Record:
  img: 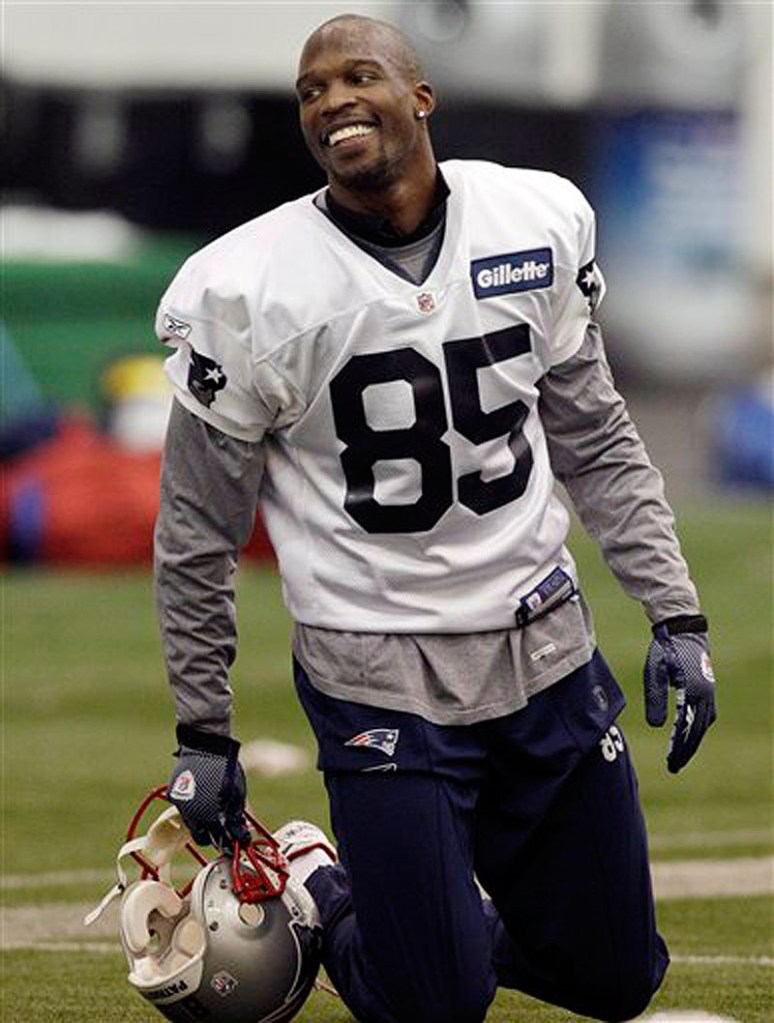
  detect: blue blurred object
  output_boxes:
[7,479,46,563]
[713,372,774,491]
[592,110,754,384]
[0,324,60,459]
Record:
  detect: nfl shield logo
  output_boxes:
[416,291,436,314]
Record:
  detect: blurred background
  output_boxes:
[2,11,772,1020]
[2,0,772,568]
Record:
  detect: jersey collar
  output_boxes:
[322,168,450,249]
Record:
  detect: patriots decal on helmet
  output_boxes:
[188,349,227,408]
[576,259,605,313]
[344,729,400,758]
[211,970,239,997]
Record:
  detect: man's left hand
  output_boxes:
[643,615,717,773]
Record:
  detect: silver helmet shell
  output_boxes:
[121,858,321,1023]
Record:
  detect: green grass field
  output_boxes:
[2,500,772,1022]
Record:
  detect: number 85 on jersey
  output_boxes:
[329,322,535,535]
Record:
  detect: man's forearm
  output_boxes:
[539,325,700,622]
[154,399,265,735]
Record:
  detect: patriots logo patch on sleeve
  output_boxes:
[576,259,605,313]
[188,349,227,408]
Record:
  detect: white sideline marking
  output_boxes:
[672,954,774,967]
[1,901,119,950]
[1,869,111,891]
[4,843,771,893]
[650,856,774,900]
[636,1013,740,1021]
[20,941,118,954]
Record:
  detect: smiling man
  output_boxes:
[153,14,717,1023]
[296,16,436,229]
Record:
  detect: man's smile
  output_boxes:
[322,122,378,148]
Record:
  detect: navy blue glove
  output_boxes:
[167,725,251,852]
[644,614,717,773]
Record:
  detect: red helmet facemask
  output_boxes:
[126,784,290,905]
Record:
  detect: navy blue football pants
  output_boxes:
[295,651,669,1023]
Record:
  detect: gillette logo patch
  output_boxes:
[471,248,553,298]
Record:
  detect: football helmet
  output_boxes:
[87,786,323,1023]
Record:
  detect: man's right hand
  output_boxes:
[167,724,251,852]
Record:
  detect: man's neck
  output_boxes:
[324,168,449,248]
[328,163,438,238]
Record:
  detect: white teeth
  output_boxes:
[326,124,375,147]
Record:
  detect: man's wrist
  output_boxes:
[653,614,708,636]
[175,723,240,757]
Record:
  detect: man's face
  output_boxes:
[296,23,433,193]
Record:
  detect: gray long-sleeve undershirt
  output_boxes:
[538,323,699,622]
[154,327,699,735]
[154,403,265,734]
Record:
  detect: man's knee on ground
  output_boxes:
[598,989,657,1023]
[572,965,662,1023]
[386,971,494,1023]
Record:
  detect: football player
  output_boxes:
[154,14,717,1023]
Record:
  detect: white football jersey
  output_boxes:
[156,160,605,632]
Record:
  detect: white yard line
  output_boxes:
[2,857,772,953]
[6,855,771,895]
[1,900,120,950]
[1,868,111,891]
[637,1013,740,1021]
[17,941,118,954]
[672,954,774,967]
[650,856,774,900]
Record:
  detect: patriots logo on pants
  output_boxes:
[188,349,227,408]
[345,729,400,758]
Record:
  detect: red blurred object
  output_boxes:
[1,416,274,567]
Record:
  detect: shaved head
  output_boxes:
[296,12,437,227]
[300,14,423,83]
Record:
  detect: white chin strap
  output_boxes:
[84,806,193,927]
